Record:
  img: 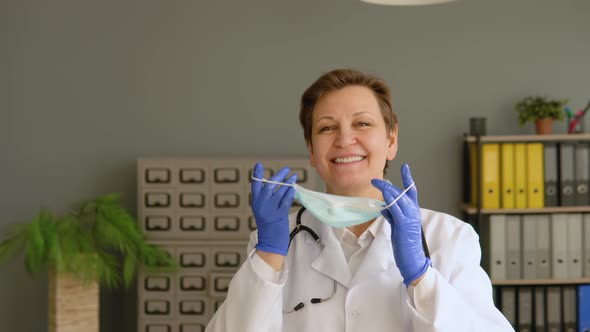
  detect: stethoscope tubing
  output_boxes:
[284,207,430,314]
[289,207,430,259]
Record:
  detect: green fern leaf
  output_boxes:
[0,222,29,263]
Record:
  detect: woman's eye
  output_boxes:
[319,126,335,133]
[356,121,370,127]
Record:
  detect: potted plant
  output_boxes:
[0,193,177,332]
[514,96,568,134]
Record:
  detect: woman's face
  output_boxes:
[307,85,397,197]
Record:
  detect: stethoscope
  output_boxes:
[284,206,431,314]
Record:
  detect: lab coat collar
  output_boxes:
[332,216,380,244]
[308,214,353,288]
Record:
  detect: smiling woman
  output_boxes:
[306,85,397,198]
[205,69,515,332]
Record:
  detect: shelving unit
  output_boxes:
[463,133,590,227]
[461,203,590,215]
[463,133,590,330]
[493,278,590,286]
[464,133,590,143]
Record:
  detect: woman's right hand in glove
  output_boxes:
[251,162,297,257]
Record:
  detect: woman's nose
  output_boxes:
[334,128,356,147]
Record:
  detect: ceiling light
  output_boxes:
[361,0,456,5]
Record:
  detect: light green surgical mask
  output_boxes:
[252,177,415,228]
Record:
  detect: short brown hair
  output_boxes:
[299,69,398,174]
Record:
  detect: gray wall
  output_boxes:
[2,0,589,331]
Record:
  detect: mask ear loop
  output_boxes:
[382,182,415,210]
[252,176,338,206]
[251,176,296,187]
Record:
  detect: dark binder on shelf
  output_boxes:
[464,142,472,205]
[559,143,576,206]
[534,288,546,332]
[563,286,577,332]
[544,143,559,207]
[584,213,590,278]
[575,142,590,205]
[579,284,590,332]
[547,287,562,332]
[517,287,533,332]
[501,287,516,328]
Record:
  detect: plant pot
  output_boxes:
[48,270,99,332]
[535,118,553,135]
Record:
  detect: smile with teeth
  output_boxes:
[333,156,366,164]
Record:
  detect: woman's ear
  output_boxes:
[386,124,398,161]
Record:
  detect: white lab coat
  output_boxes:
[206,208,514,332]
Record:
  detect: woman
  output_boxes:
[206,69,513,331]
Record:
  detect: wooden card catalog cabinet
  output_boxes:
[137,158,316,331]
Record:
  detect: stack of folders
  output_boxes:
[481,214,590,331]
[482,214,590,281]
[495,285,590,331]
[469,142,590,208]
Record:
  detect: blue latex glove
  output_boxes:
[371,163,431,287]
[251,162,297,256]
